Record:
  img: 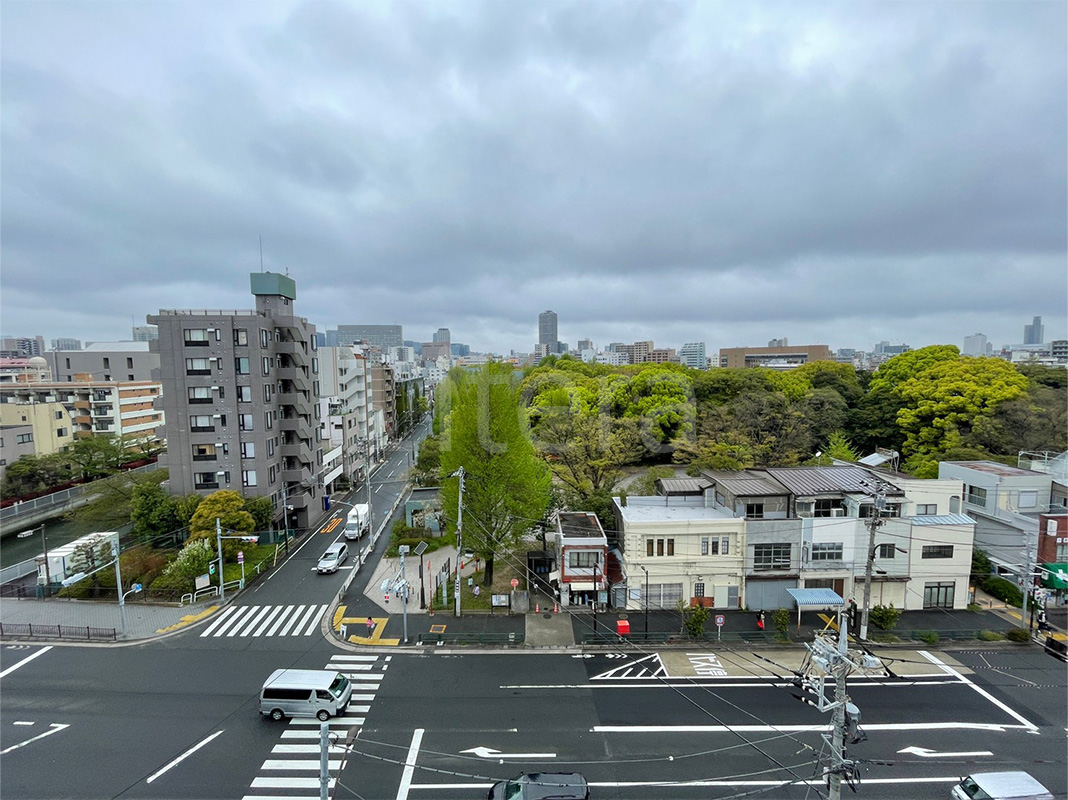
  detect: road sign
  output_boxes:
[510,578,519,588]
[132,583,143,593]
[715,614,725,627]
[237,551,244,563]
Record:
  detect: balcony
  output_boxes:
[276,340,308,366]
[195,480,220,490]
[281,439,314,466]
[192,454,218,462]
[276,367,310,392]
[282,468,307,484]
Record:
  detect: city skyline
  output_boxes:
[2,2,1065,356]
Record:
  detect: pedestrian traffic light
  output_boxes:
[848,599,859,631]
[385,593,390,604]
[209,564,216,575]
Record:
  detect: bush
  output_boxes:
[978,630,1003,641]
[1005,627,1032,643]
[915,630,940,645]
[980,576,1023,607]
[772,608,791,642]
[870,603,901,631]
[685,604,711,638]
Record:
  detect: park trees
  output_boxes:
[439,363,551,585]
[187,490,257,558]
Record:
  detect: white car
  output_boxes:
[317,543,348,574]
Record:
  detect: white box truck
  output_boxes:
[344,504,370,541]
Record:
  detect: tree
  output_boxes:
[1,453,73,498]
[531,411,642,502]
[439,363,551,585]
[628,466,677,497]
[413,435,442,485]
[824,431,859,462]
[244,496,274,532]
[67,434,129,481]
[130,474,181,541]
[71,469,164,529]
[188,490,256,559]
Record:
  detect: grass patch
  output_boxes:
[1005,627,1032,643]
[978,630,1003,641]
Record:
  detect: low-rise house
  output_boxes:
[551,511,609,608]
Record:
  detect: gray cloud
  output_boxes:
[2,0,1064,354]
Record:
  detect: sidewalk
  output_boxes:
[0,595,218,641]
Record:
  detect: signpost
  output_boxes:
[238,550,245,590]
[715,614,725,642]
[510,578,519,589]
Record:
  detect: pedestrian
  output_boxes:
[757,610,765,631]
[1037,610,1048,632]
[366,616,374,635]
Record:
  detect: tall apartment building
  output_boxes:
[649,348,677,364]
[679,342,707,370]
[1024,315,1045,345]
[148,273,322,532]
[962,333,990,357]
[48,342,159,383]
[319,345,377,486]
[433,328,451,344]
[0,380,163,442]
[0,336,46,357]
[577,338,593,353]
[538,310,564,354]
[336,324,403,350]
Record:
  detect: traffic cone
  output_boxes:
[553,601,559,613]
[535,602,540,613]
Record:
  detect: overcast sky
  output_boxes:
[2,1,1065,356]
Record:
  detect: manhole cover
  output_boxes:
[543,613,553,619]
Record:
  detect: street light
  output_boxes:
[215,517,260,603]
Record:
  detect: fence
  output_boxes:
[0,557,39,586]
[0,622,116,641]
[417,631,524,646]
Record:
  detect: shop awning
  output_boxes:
[1041,563,1068,590]
[565,581,600,592]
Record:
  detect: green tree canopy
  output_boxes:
[188,490,256,558]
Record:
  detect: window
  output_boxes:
[127,374,134,381]
[646,539,654,557]
[267,438,275,457]
[745,503,764,519]
[568,551,599,568]
[194,471,219,489]
[236,385,252,402]
[694,582,705,598]
[16,432,33,444]
[922,545,954,559]
[810,542,843,561]
[126,357,134,369]
[1018,491,1038,509]
[235,357,250,375]
[241,441,255,459]
[923,581,955,609]
[262,357,271,376]
[814,499,840,517]
[234,329,248,346]
[268,465,277,483]
[264,410,274,430]
[915,504,937,515]
[185,358,211,375]
[190,415,214,432]
[720,536,730,555]
[657,539,665,556]
[700,537,709,556]
[56,427,67,437]
[263,384,273,403]
[55,410,64,420]
[753,543,791,571]
[261,329,270,348]
[184,329,210,345]
[877,543,897,559]
[966,485,987,506]
[239,414,254,431]
[1057,541,1068,561]
[242,470,257,487]
[102,357,110,369]
[192,444,217,461]
[188,387,213,404]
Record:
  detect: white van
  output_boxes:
[317,542,348,574]
[951,772,1054,800]
[260,669,352,721]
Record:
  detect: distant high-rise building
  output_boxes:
[962,333,990,357]
[1,335,46,357]
[433,328,451,344]
[337,324,403,350]
[51,338,82,351]
[132,326,159,342]
[768,337,788,348]
[326,329,340,347]
[577,338,593,352]
[538,311,560,354]
[450,342,470,357]
[1024,316,1044,345]
[314,332,326,348]
[873,341,910,356]
[679,342,707,370]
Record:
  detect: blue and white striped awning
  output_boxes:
[786,588,844,607]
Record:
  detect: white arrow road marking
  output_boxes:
[146,730,224,783]
[0,723,69,754]
[461,746,558,759]
[897,746,993,758]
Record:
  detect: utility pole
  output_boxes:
[451,466,465,618]
[399,545,409,643]
[828,612,849,800]
[216,518,226,603]
[859,485,885,641]
[1022,541,1036,635]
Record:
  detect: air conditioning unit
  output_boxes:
[832,508,845,517]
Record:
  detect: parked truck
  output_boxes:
[344,504,371,541]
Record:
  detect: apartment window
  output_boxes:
[923,581,955,609]
[721,536,730,555]
[814,499,839,517]
[966,485,987,507]
[877,543,897,559]
[1018,491,1038,509]
[694,582,705,598]
[241,441,255,459]
[237,386,252,403]
[922,545,954,559]
[264,410,274,430]
[753,543,791,571]
[239,414,254,431]
[65,358,71,369]
[263,384,273,403]
[184,329,210,346]
[102,357,110,369]
[235,357,251,375]
[125,357,134,369]
[234,329,248,346]
[194,472,219,489]
[192,444,217,461]
[1057,542,1068,561]
[312,357,319,375]
[188,387,213,404]
[190,415,214,432]
[16,432,33,444]
[218,414,226,427]
[185,358,211,375]
[262,357,271,376]
[55,410,64,420]
[700,537,709,556]
[648,538,676,556]
[915,504,937,515]
[667,539,674,556]
[56,427,67,437]
[745,503,764,519]
[269,465,277,484]
[810,542,843,561]
[260,329,270,348]
[568,551,599,568]
[242,470,258,487]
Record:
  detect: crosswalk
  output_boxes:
[243,653,389,800]
[200,604,328,638]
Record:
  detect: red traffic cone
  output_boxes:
[553,601,559,613]
[535,602,540,613]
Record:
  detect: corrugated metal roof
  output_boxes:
[786,587,844,606]
[763,466,904,497]
[702,470,788,497]
[910,513,974,526]
[657,478,710,494]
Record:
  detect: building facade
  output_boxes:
[719,344,833,369]
[148,272,322,531]
[336,325,403,350]
[679,342,707,370]
[1024,316,1045,345]
[48,342,159,383]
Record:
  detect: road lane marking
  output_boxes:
[594,722,1029,733]
[299,605,327,635]
[396,728,424,800]
[898,746,992,758]
[262,759,343,770]
[409,777,962,791]
[236,605,274,636]
[0,723,69,754]
[13,721,34,726]
[146,730,223,783]
[277,605,308,636]
[919,650,1040,733]
[250,606,285,637]
[251,777,335,789]
[0,646,52,678]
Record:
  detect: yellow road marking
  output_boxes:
[335,613,399,646]
[156,605,220,633]
[323,517,342,534]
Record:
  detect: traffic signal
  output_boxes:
[209,563,216,575]
[384,593,390,604]
[848,600,859,631]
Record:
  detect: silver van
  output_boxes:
[951,772,1054,800]
[317,542,348,574]
[259,668,352,721]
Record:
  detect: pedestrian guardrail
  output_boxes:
[417,631,524,646]
[0,622,117,641]
[582,631,673,644]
